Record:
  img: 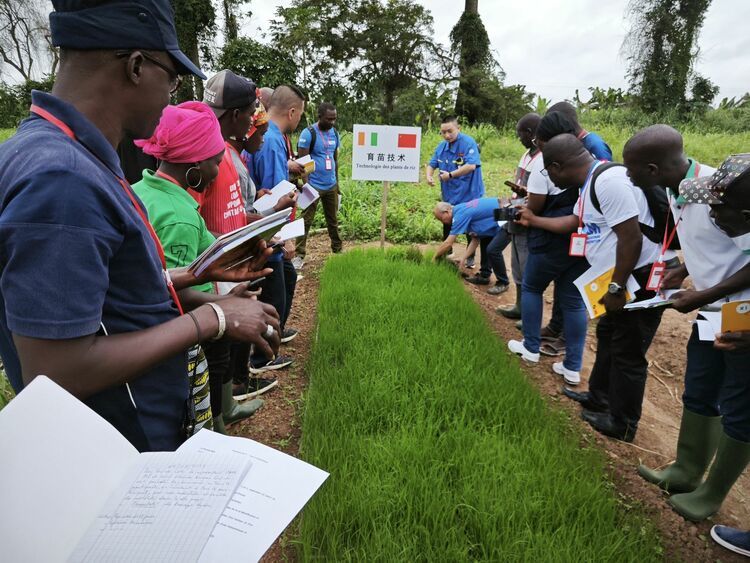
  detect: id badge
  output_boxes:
[646,260,666,291]
[569,232,587,257]
[325,157,333,170]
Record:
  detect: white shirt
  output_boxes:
[670,162,750,303]
[574,163,663,270]
[526,152,564,196]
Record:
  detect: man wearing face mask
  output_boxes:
[426,115,484,272]
[624,136,750,522]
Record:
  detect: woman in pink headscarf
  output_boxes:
[132,101,271,434]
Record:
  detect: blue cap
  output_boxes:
[49,0,206,79]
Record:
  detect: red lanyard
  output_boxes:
[317,125,334,155]
[659,163,698,258]
[283,134,293,160]
[155,170,182,187]
[30,104,184,315]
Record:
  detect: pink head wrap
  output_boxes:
[134,101,225,164]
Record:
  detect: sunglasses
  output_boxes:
[115,50,182,95]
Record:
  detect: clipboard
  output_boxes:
[721,300,750,333]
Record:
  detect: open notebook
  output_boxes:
[188,208,292,276]
[0,377,328,563]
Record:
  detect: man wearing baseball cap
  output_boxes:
[622,132,750,522]
[0,0,280,452]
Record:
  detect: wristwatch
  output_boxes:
[608,282,625,295]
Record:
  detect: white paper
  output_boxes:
[295,154,313,167]
[277,218,305,242]
[496,221,508,227]
[624,289,679,310]
[254,181,297,214]
[696,311,722,341]
[178,430,329,563]
[70,451,251,563]
[297,183,320,211]
[0,377,139,563]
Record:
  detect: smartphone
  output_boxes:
[494,207,519,222]
[247,276,266,288]
[504,180,525,193]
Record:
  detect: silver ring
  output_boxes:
[264,324,275,339]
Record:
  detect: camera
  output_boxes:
[494,206,520,222]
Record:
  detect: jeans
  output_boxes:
[683,325,750,442]
[250,258,297,367]
[521,251,588,371]
[548,293,564,334]
[587,304,664,428]
[481,232,509,284]
[510,231,528,286]
[296,186,342,257]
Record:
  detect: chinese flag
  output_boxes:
[397,133,417,149]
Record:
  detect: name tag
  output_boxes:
[646,260,666,291]
[569,232,587,257]
[325,157,333,170]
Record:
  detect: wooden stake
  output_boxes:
[380,180,390,249]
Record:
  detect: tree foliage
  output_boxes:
[217,38,297,88]
[623,0,713,114]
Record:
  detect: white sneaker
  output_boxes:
[507,340,540,363]
[291,257,304,271]
[552,362,580,386]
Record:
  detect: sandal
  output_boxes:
[540,336,566,357]
[540,325,562,341]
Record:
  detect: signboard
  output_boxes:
[351,124,422,183]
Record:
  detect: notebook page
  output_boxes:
[69,451,251,563]
[0,377,138,563]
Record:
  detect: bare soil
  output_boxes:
[234,234,748,562]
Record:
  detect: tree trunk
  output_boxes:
[465,0,478,13]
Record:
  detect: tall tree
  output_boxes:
[623,0,713,114]
[0,0,57,81]
[222,0,250,43]
[171,0,216,101]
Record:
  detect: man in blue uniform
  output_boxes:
[0,0,280,452]
[296,102,341,259]
[426,115,485,269]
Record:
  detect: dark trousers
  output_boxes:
[203,339,231,416]
[683,325,750,442]
[296,187,342,257]
[250,257,297,367]
[484,229,510,284]
[588,305,665,427]
[548,292,564,334]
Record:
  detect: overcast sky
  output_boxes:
[244,0,749,104]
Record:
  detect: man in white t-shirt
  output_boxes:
[624,131,750,522]
[516,134,667,443]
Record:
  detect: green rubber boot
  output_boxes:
[669,432,750,521]
[496,286,522,319]
[213,414,226,435]
[222,381,264,425]
[638,408,722,493]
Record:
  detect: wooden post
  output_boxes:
[380,181,390,249]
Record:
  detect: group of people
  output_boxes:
[430,106,750,553]
[0,0,343,449]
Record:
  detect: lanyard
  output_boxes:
[659,162,700,258]
[283,134,293,160]
[155,170,182,187]
[317,124,334,155]
[577,162,600,230]
[30,104,184,315]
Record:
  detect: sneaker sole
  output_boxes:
[234,379,279,401]
[711,527,750,557]
[552,365,580,386]
[248,361,293,375]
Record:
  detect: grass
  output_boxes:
[298,249,662,561]
[318,124,750,243]
[0,363,14,411]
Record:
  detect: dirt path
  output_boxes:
[233,235,747,562]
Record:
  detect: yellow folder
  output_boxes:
[721,300,750,333]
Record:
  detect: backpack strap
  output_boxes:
[589,162,624,214]
[306,125,317,153]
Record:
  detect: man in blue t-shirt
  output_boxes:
[432,198,507,289]
[546,101,612,161]
[426,115,485,266]
[296,102,341,259]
